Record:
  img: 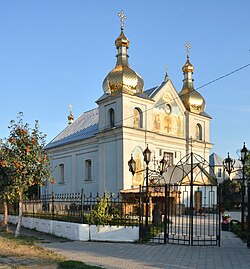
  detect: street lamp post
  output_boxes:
[247,176,250,248]
[223,152,235,179]
[128,145,167,228]
[240,143,250,248]
[223,143,250,247]
[143,145,151,227]
[223,146,248,232]
[240,142,248,231]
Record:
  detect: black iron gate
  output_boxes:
[139,152,221,246]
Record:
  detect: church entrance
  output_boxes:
[139,152,221,246]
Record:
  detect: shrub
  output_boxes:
[88,195,111,225]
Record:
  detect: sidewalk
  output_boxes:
[20,228,250,269]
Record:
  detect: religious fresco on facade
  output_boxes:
[131,146,144,187]
[153,92,184,137]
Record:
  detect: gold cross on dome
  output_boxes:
[69,103,73,114]
[185,41,191,58]
[118,10,126,30]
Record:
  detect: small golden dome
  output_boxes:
[68,104,74,125]
[182,57,194,73]
[68,113,74,121]
[115,30,130,48]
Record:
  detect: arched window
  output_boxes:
[218,168,222,178]
[59,164,65,183]
[109,108,115,128]
[85,159,92,181]
[196,124,202,141]
[133,108,143,128]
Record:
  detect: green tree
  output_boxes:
[221,179,241,210]
[0,113,53,236]
[0,145,16,229]
[245,152,250,179]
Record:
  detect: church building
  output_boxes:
[43,12,213,196]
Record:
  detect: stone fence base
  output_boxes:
[0,215,139,242]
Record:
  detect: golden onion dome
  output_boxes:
[180,90,206,114]
[102,11,144,96]
[179,52,205,114]
[103,60,144,95]
[182,57,194,73]
[115,30,130,48]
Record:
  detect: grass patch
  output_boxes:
[1,230,38,246]
[0,229,63,263]
[0,229,103,269]
[58,260,103,269]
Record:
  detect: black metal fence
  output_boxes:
[2,191,140,227]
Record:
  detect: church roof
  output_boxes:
[45,108,99,150]
[144,86,158,97]
[144,82,166,98]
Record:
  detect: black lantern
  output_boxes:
[241,142,248,163]
[223,152,235,176]
[159,156,168,175]
[143,145,151,165]
[128,154,136,176]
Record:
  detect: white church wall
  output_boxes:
[104,140,118,194]
[123,124,214,192]
[97,139,106,194]
[122,94,154,130]
[123,129,150,190]
[97,95,122,131]
[50,155,72,194]
[184,112,212,162]
[43,138,99,195]
[97,99,117,131]
[187,114,211,146]
[123,129,189,190]
[76,150,99,194]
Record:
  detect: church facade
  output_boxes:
[42,12,213,196]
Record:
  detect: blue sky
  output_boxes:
[0,0,249,160]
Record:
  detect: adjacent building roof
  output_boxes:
[210,152,242,168]
[209,152,224,166]
[45,108,99,150]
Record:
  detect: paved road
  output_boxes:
[33,230,250,269]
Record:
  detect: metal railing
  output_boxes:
[2,190,140,227]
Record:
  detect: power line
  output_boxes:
[196,63,250,90]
